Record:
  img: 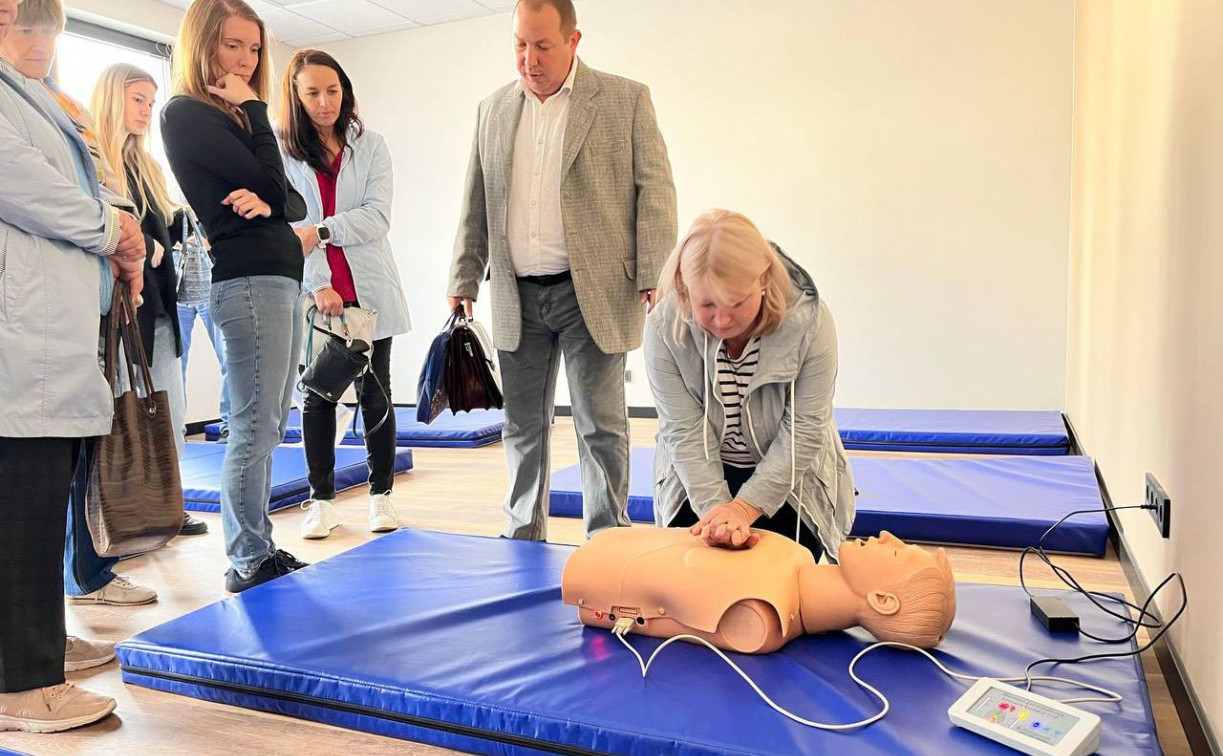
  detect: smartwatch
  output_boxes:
[315,223,332,245]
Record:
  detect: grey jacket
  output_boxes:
[283,127,410,341]
[643,249,856,558]
[448,60,677,355]
[0,62,121,438]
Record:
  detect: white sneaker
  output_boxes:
[300,499,340,540]
[68,575,157,606]
[368,493,399,533]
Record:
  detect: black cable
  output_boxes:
[1020,505,1166,633]
[1024,573,1188,692]
[1016,503,1188,690]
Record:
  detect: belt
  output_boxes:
[517,270,572,287]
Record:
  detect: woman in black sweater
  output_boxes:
[161,0,308,592]
[90,62,208,539]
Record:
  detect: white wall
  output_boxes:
[65,0,294,424]
[320,0,1074,410]
[1067,0,1223,746]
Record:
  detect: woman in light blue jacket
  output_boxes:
[277,50,410,540]
[645,210,855,561]
[0,0,146,729]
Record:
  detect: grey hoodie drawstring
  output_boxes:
[702,330,710,461]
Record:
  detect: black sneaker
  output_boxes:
[178,512,208,536]
[217,426,229,444]
[224,550,309,593]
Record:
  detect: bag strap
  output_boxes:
[353,356,392,438]
[105,287,156,400]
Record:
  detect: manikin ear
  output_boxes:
[866,590,901,616]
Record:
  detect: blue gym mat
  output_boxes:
[180,442,413,513]
[117,530,1159,755]
[833,408,1071,454]
[204,407,504,448]
[549,449,1109,555]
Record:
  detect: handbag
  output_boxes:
[85,287,185,558]
[299,305,390,436]
[415,308,461,424]
[443,311,504,414]
[175,211,212,307]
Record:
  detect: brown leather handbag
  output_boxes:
[86,288,184,557]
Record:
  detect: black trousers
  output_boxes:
[668,463,825,563]
[302,335,396,499]
[0,436,79,692]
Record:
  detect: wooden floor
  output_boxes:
[1,418,1191,755]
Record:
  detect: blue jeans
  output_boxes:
[64,440,115,596]
[178,300,231,429]
[210,276,304,573]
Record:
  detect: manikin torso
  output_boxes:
[561,527,955,654]
[562,528,819,654]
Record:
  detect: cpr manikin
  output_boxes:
[561,528,956,653]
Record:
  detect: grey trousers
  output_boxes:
[498,278,631,540]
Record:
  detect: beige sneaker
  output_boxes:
[0,683,116,733]
[68,575,157,606]
[64,636,116,672]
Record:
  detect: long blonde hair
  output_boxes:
[656,210,795,342]
[171,0,271,127]
[90,63,177,221]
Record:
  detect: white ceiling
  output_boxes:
[154,0,517,46]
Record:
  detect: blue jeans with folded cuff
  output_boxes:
[210,276,304,574]
[63,439,114,597]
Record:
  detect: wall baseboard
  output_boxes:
[1073,409,1221,756]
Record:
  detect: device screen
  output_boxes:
[967,687,1080,746]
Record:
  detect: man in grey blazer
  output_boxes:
[448,0,677,541]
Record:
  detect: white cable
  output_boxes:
[612,629,1123,732]
[701,331,710,461]
[789,378,799,543]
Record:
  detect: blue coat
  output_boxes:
[281,127,410,341]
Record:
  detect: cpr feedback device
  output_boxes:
[949,678,1102,756]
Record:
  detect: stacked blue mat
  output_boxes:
[549,449,1109,555]
[118,530,1160,755]
[180,442,413,513]
[833,408,1071,454]
[204,407,505,448]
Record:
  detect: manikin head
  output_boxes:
[833,531,957,648]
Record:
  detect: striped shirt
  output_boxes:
[716,337,761,468]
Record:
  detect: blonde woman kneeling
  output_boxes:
[645,210,856,560]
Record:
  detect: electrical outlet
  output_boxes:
[1144,473,1171,539]
[624,369,633,383]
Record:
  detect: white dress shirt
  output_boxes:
[507,58,580,277]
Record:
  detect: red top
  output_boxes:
[315,151,358,303]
